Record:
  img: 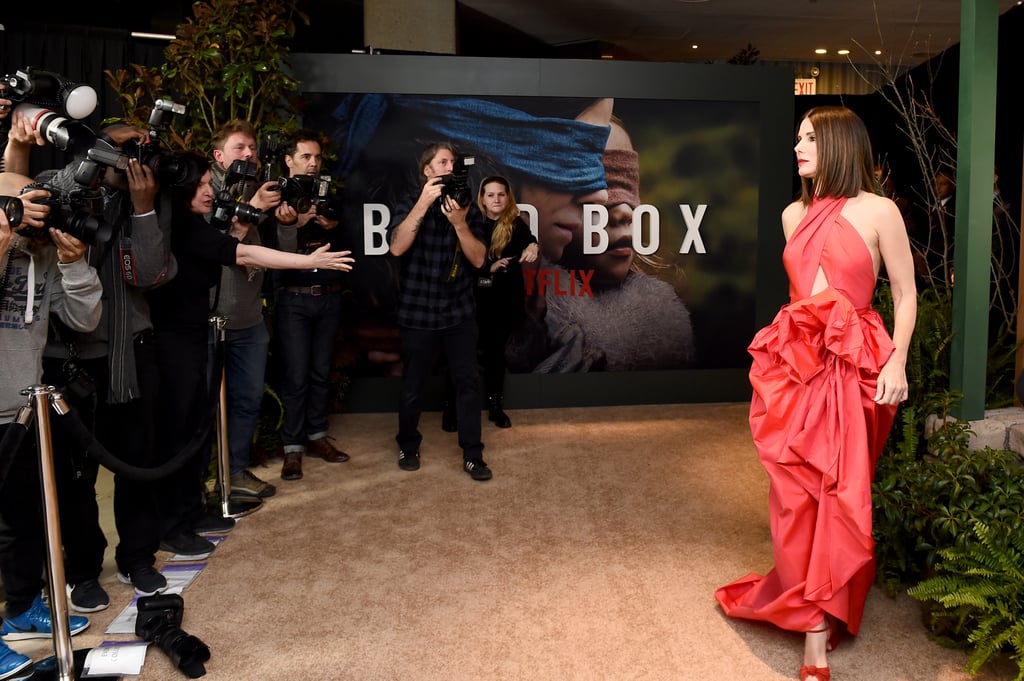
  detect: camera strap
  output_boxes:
[445,241,462,283]
[119,211,137,285]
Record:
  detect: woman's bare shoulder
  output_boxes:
[848,191,898,213]
[781,200,805,238]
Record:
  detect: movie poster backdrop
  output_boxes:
[292,55,794,406]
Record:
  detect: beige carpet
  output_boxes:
[9,403,1019,680]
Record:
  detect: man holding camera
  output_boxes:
[387,142,492,481]
[271,130,350,482]
[206,119,284,503]
[0,175,101,676]
[41,122,179,604]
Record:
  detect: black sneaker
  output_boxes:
[66,580,109,613]
[117,565,168,596]
[398,449,420,471]
[160,531,216,556]
[193,512,235,536]
[463,459,493,481]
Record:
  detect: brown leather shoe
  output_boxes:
[281,451,303,480]
[306,437,350,463]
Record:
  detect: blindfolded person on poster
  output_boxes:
[506,100,696,373]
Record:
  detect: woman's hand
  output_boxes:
[519,243,539,264]
[490,257,512,274]
[874,357,909,405]
[307,244,354,271]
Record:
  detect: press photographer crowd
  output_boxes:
[0,66,382,679]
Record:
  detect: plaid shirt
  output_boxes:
[388,192,485,330]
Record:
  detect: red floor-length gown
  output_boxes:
[715,196,898,638]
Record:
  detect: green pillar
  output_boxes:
[951,0,999,419]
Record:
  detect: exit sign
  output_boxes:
[794,78,817,95]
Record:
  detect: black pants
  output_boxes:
[42,335,165,578]
[0,423,47,617]
[397,319,483,460]
[42,357,107,586]
[153,329,212,539]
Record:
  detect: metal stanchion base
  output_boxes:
[29,648,119,680]
[205,488,264,519]
[220,497,263,518]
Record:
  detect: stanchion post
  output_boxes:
[209,316,261,519]
[23,385,75,681]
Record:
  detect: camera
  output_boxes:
[74,99,192,189]
[3,67,98,154]
[211,159,266,229]
[2,67,97,119]
[135,594,210,679]
[437,155,475,208]
[8,184,112,246]
[274,174,331,214]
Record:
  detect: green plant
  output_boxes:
[908,521,1024,680]
[105,0,308,150]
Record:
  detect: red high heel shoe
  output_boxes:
[801,621,831,681]
[800,664,830,681]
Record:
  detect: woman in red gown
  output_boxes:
[715,106,917,681]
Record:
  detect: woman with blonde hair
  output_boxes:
[473,175,538,427]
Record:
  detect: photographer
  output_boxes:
[149,153,353,557]
[0,176,101,665]
[272,130,351,482]
[205,119,285,504]
[41,121,178,606]
[387,142,491,481]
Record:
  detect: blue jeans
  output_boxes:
[275,290,342,449]
[397,319,483,460]
[212,322,270,475]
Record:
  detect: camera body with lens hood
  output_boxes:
[2,184,113,247]
[135,594,210,679]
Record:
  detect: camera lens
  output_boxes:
[233,202,266,225]
[0,196,24,228]
[63,211,114,246]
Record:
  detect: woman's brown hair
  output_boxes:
[798,106,876,205]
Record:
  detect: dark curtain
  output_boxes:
[2,23,166,178]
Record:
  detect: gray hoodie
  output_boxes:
[1,237,102,423]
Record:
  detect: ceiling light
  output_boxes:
[601,54,615,59]
[131,31,176,40]
[837,49,850,55]
[814,48,827,55]
[875,49,883,55]
[691,44,699,49]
